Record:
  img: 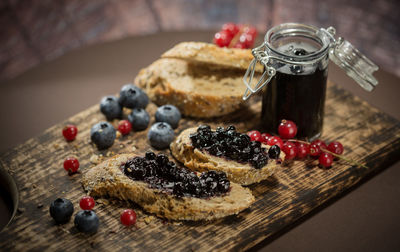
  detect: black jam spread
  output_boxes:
[261,45,327,140]
[190,125,279,169]
[122,151,230,198]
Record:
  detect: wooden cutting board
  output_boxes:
[0,81,399,251]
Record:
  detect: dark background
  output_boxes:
[1,0,399,82]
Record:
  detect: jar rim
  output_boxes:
[265,23,330,61]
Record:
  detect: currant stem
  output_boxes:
[288,139,369,169]
[320,148,369,169]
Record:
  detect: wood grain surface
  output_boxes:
[0,81,399,251]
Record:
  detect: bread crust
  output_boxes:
[82,153,255,221]
[161,42,263,72]
[134,58,248,118]
[170,128,285,185]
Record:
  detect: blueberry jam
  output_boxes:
[190,125,279,169]
[122,152,230,198]
[261,41,328,140]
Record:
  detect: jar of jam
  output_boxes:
[243,23,378,140]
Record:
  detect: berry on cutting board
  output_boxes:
[128,108,150,131]
[155,105,181,129]
[268,145,281,159]
[49,198,74,224]
[63,157,80,174]
[312,139,328,150]
[120,209,137,226]
[266,136,284,149]
[62,124,78,141]
[74,210,99,234]
[260,133,271,144]
[278,119,298,139]
[148,122,175,150]
[296,142,310,159]
[100,96,122,121]
[118,120,132,135]
[319,152,334,168]
[247,130,261,142]
[309,141,322,157]
[79,196,95,211]
[90,121,116,150]
[328,141,344,155]
[118,84,149,109]
[282,141,297,160]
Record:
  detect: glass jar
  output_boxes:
[243,23,378,140]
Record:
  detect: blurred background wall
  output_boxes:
[1,0,399,82]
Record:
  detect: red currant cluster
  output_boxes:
[247,120,344,168]
[213,23,257,49]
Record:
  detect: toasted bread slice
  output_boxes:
[82,153,255,221]
[170,128,285,185]
[135,58,252,118]
[161,42,263,72]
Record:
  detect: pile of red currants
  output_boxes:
[247,120,344,168]
[213,23,257,49]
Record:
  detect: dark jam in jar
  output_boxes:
[261,42,328,140]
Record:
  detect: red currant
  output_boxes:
[278,120,297,139]
[120,209,137,226]
[319,152,334,168]
[62,125,78,141]
[260,133,271,144]
[63,157,79,174]
[312,139,327,150]
[309,143,321,157]
[328,141,344,155]
[266,136,284,149]
[282,141,297,160]
[222,23,239,37]
[213,31,232,47]
[247,130,261,142]
[79,196,95,210]
[241,25,257,37]
[118,120,132,135]
[239,33,255,48]
[296,142,310,159]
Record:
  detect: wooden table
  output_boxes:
[0,31,399,251]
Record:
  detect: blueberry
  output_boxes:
[147,122,174,150]
[155,105,181,129]
[74,210,99,234]
[90,122,116,150]
[268,145,281,159]
[128,108,150,131]
[99,96,122,121]
[49,198,74,224]
[118,84,148,109]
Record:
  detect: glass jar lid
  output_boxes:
[243,23,379,100]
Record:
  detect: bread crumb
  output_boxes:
[144,216,155,224]
[116,131,122,139]
[90,154,100,164]
[96,198,110,205]
[119,144,125,148]
[131,145,137,152]
[53,143,60,150]
[106,151,115,157]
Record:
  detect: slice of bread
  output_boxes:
[170,128,285,185]
[161,42,263,72]
[82,153,255,221]
[135,58,251,118]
